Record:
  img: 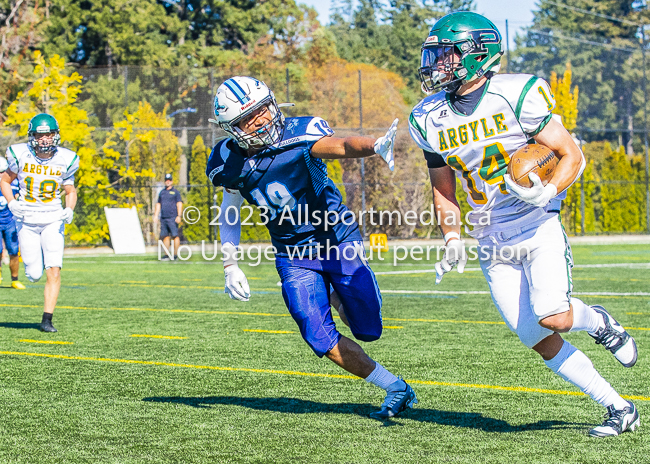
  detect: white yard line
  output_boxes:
[381,289,650,296]
[374,262,650,275]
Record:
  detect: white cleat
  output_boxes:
[589,305,637,367]
[589,401,640,438]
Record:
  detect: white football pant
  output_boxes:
[16,220,65,282]
[479,215,573,348]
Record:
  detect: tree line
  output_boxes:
[0,0,647,243]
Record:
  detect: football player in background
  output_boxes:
[206,76,416,419]
[409,12,638,437]
[0,157,25,289]
[0,114,79,332]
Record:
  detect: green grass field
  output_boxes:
[0,244,648,463]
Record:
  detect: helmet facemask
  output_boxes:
[221,96,285,151]
[28,131,61,158]
[419,45,467,94]
[419,29,503,95]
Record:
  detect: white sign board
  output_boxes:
[104,207,146,254]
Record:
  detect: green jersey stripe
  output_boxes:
[409,113,427,140]
[66,154,79,171]
[514,76,538,120]
[528,114,552,137]
[8,146,18,166]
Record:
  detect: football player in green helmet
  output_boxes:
[410,11,638,438]
[27,113,61,158]
[418,11,503,94]
[0,113,79,332]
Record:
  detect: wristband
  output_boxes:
[221,243,239,268]
[444,231,460,244]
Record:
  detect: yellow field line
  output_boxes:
[131,334,188,340]
[383,326,403,329]
[0,303,291,318]
[2,303,648,331]
[383,316,505,325]
[19,279,650,299]
[0,351,355,379]
[243,329,295,334]
[0,303,504,325]
[18,339,74,345]
[404,379,649,401]
[1,350,648,401]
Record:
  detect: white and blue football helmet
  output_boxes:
[213,76,285,150]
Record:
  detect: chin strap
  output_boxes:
[442,80,463,94]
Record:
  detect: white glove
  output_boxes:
[503,173,557,208]
[8,200,29,220]
[224,265,250,302]
[61,207,74,224]
[373,118,397,171]
[435,239,467,285]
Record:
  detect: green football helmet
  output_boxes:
[28,113,60,156]
[419,12,503,94]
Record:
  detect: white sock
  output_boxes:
[544,340,627,409]
[569,298,602,334]
[365,362,403,391]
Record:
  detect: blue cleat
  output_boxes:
[369,378,418,419]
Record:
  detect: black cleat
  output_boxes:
[39,320,58,333]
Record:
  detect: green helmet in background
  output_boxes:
[419,12,503,94]
[28,113,61,156]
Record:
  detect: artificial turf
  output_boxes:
[0,244,648,463]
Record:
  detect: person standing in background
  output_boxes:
[154,173,182,260]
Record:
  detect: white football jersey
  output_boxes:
[6,143,79,211]
[409,73,565,238]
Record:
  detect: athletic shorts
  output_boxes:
[160,218,179,238]
[275,241,383,357]
[0,220,19,256]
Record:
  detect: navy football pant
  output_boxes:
[0,220,19,256]
[275,241,383,357]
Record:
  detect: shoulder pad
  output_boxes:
[206,138,245,187]
[206,139,229,182]
[411,93,447,121]
[277,117,334,149]
[487,73,540,106]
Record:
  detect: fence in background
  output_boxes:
[2,64,648,243]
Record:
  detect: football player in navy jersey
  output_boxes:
[206,76,416,419]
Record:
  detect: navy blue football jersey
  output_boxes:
[0,179,19,225]
[206,116,362,255]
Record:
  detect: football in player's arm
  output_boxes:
[0,113,79,332]
[409,12,639,437]
[206,76,414,419]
